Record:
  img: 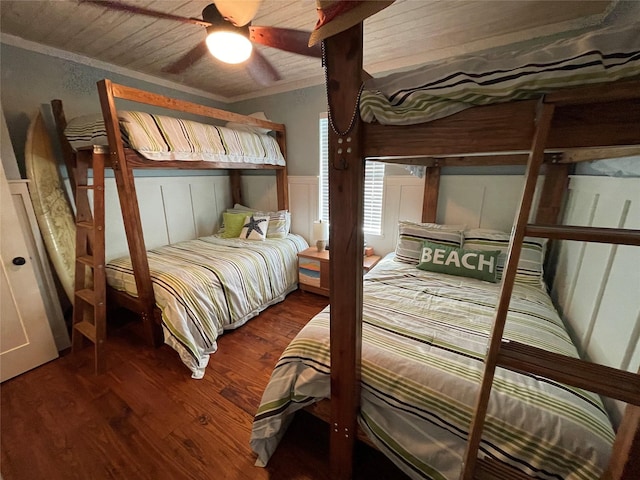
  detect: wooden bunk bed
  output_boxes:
[324,25,640,480]
[52,79,300,376]
[251,21,640,480]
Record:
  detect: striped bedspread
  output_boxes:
[360,24,640,125]
[251,256,614,479]
[106,234,308,378]
[64,111,285,165]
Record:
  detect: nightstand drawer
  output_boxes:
[298,248,330,296]
[298,247,381,297]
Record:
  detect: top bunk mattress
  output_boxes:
[360,23,640,126]
[64,111,285,165]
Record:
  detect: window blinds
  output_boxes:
[319,116,384,235]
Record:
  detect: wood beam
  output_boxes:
[275,129,289,210]
[325,24,365,480]
[421,166,440,223]
[604,403,640,480]
[229,171,243,207]
[97,79,159,347]
[535,163,570,225]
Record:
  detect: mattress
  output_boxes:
[251,256,614,479]
[360,23,640,126]
[106,234,308,378]
[64,111,285,165]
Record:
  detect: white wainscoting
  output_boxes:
[550,176,640,427]
[285,175,542,257]
[103,175,231,261]
[105,174,540,260]
[287,176,320,243]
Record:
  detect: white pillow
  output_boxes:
[462,228,547,287]
[394,221,465,264]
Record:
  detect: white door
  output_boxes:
[1,161,58,382]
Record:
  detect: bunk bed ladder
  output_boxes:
[461,99,640,480]
[71,149,107,374]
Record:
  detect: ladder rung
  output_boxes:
[474,457,532,480]
[77,221,94,230]
[525,224,640,246]
[73,321,96,342]
[77,255,95,267]
[76,185,95,191]
[75,288,96,306]
[497,341,640,405]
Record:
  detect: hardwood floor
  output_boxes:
[1,290,409,480]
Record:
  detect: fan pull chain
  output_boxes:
[322,40,364,137]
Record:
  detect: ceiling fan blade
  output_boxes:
[80,0,211,27]
[214,0,262,27]
[162,42,209,74]
[249,26,321,58]
[246,50,281,86]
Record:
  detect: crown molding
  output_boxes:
[0,33,231,104]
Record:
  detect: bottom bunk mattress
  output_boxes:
[106,234,308,378]
[251,256,614,480]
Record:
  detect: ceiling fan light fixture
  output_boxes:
[206,30,253,64]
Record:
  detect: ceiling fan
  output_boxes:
[81,0,321,86]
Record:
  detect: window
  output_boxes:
[319,116,385,235]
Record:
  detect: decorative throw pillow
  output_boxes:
[219,205,290,239]
[257,210,291,238]
[417,241,500,282]
[218,204,255,235]
[221,212,248,238]
[394,220,465,264]
[239,215,270,240]
[462,228,547,287]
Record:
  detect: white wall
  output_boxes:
[284,174,542,257]
[102,176,231,261]
[550,176,640,427]
[106,173,540,259]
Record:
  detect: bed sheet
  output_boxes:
[360,23,639,126]
[251,256,614,479]
[106,234,308,378]
[64,111,285,165]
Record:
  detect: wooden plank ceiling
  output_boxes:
[0,0,612,101]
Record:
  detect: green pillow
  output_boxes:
[221,212,248,238]
[417,241,501,283]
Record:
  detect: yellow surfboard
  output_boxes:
[24,111,75,304]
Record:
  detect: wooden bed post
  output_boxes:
[605,402,640,479]
[325,24,365,480]
[229,170,243,206]
[422,165,441,223]
[97,79,161,347]
[535,162,571,225]
[275,130,289,210]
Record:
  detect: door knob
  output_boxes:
[12,257,26,266]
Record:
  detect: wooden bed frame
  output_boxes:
[321,24,640,480]
[52,79,290,369]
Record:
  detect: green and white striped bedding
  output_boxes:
[360,24,640,126]
[106,234,308,378]
[64,111,285,165]
[251,256,614,479]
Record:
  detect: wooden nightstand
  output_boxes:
[298,247,381,297]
